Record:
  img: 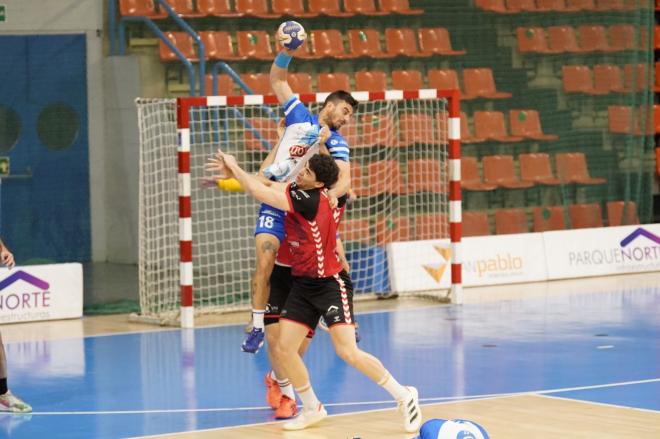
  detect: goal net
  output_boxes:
[136,91,461,327]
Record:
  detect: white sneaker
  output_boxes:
[282,403,327,431]
[398,386,422,433]
[0,391,32,413]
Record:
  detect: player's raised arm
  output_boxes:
[270,21,307,104]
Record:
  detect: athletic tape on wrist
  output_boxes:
[274,52,292,69]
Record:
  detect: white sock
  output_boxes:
[378,372,409,401]
[252,309,265,329]
[270,370,277,381]
[277,378,296,400]
[296,383,321,411]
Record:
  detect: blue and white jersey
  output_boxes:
[262,96,350,182]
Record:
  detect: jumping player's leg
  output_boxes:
[0,332,30,413]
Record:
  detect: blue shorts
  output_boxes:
[254,203,286,242]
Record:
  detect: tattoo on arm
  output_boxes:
[260,241,278,255]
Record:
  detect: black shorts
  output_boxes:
[264,264,292,326]
[280,270,355,331]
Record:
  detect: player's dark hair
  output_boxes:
[322,90,358,112]
[308,154,339,189]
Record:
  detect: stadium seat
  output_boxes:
[235,0,282,17]
[495,208,529,234]
[428,69,461,92]
[519,153,561,185]
[607,105,636,134]
[622,64,647,92]
[288,72,313,94]
[344,0,390,15]
[555,152,607,185]
[463,211,490,237]
[385,28,428,57]
[415,214,448,240]
[533,206,566,231]
[339,218,372,243]
[569,203,603,229]
[367,161,406,195]
[547,26,582,53]
[509,110,558,140]
[459,112,486,144]
[349,163,367,197]
[236,31,274,60]
[348,29,394,58]
[606,201,639,226]
[243,117,279,150]
[407,160,445,193]
[578,25,615,52]
[417,28,466,56]
[317,72,350,92]
[462,68,512,99]
[376,217,411,245]
[379,0,424,14]
[159,32,198,62]
[205,74,236,96]
[517,27,554,53]
[655,25,660,49]
[360,114,395,147]
[562,65,597,94]
[475,0,507,12]
[197,0,244,17]
[506,0,539,12]
[461,156,497,191]
[271,0,319,17]
[608,24,636,51]
[655,63,660,92]
[391,69,423,90]
[536,0,570,11]
[306,29,355,59]
[308,0,355,16]
[473,111,524,142]
[595,0,626,10]
[119,0,167,17]
[565,0,597,10]
[355,70,387,91]
[482,155,535,189]
[239,73,271,95]
[168,0,205,17]
[399,113,435,146]
[200,31,246,61]
[592,64,625,94]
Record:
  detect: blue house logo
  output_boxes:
[620,228,660,248]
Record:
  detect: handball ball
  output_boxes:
[277,21,307,50]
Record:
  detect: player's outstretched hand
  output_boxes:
[205,149,236,178]
[1,248,15,269]
[319,124,331,145]
[200,176,220,189]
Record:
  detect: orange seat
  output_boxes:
[506,0,539,11]
[200,31,246,61]
[608,105,635,134]
[355,70,387,91]
[509,110,558,141]
[399,113,435,146]
[159,32,198,62]
[608,24,636,51]
[417,28,466,56]
[271,0,319,17]
[317,72,350,92]
[565,0,597,10]
[339,218,372,243]
[595,0,626,10]
[655,25,660,49]
[482,155,535,189]
[495,209,529,234]
[391,69,423,90]
[380,0,424,14]
[623,64,647,93]
[119,0,167,17]
[593,64,625,94]
[407,160,445,193]
[307,29,354,59]
[243,117,279,151]
[569,203,603,229]
[239,73,271,95]
[347,29,394,58]
[366,161,406,196]
[360,114,396,147]
[533,206,566,231]
[459,112,486,144]
[308,0,355,16]
[463,211,490,237]
[606,201,639,226]
[547,26,582,53]
[168,0,205,17]
[197,0,244,17]
[578,25,615,52]
[462,68,511,99]
[461,157,497,191]
[344,0,389,15]
[385,28,428,57]
[473,111,524,142]
[517,27,554,53]
[235,0,282,17]
[415,214,448,240]
[519,153,561,185]
[288,72,313,94]
[562,65,597,94]
[205,74,236,96]
[376,217,411,245]
[536,0,569,11]
[476,0,507,12]
[236,30,274,60]
[428,69,460,91]
[555,152,607,185]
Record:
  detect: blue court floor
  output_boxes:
[2,277,660,438]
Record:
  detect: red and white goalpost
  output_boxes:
[136,90,462,328]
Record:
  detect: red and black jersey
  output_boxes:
[282,183,343,278]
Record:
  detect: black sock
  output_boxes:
[0,378,7,395]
